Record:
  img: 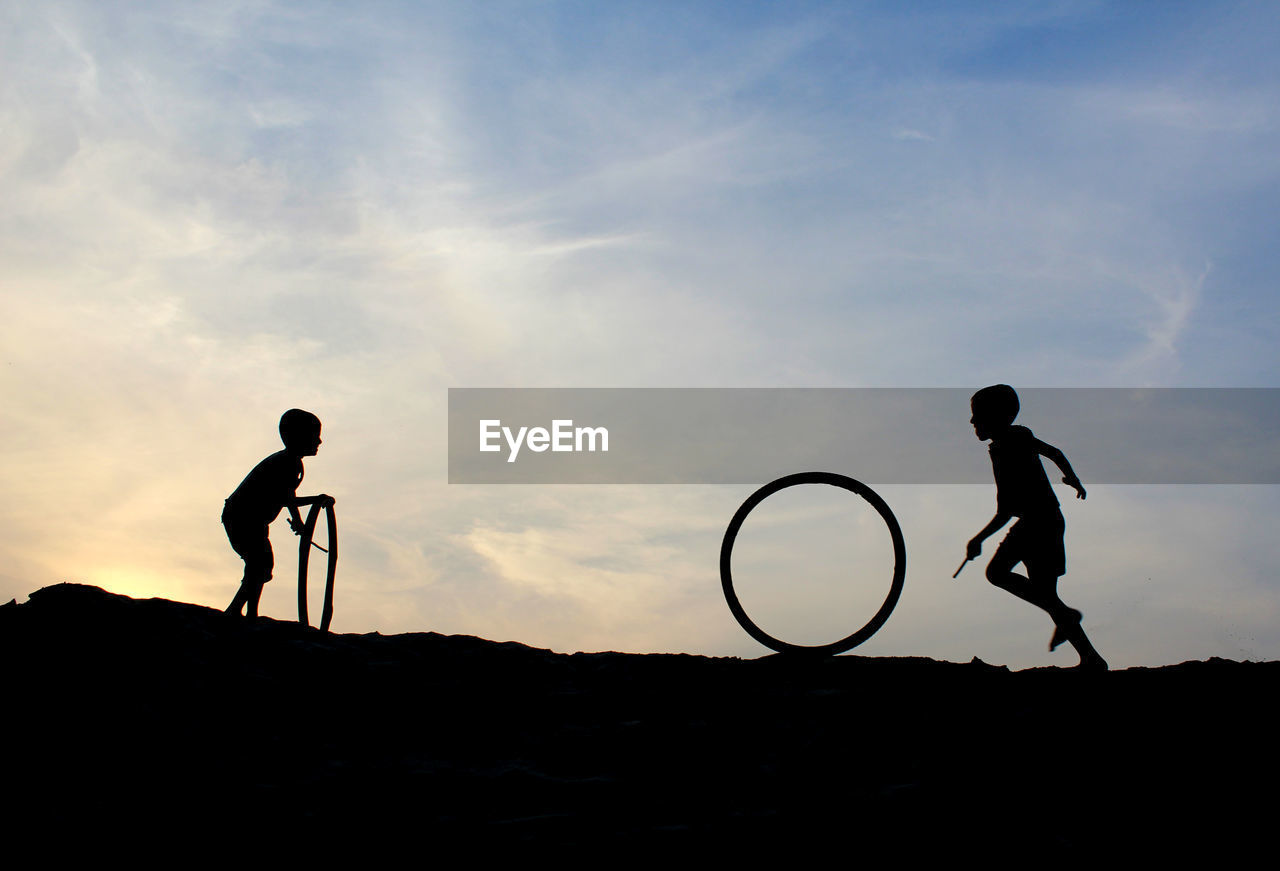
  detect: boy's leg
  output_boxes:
[240,548,271,620]
[225,514,247,614]
[989,515,1105,668]
[244,582,264,619]
[991,560,1102,666]
[1048,596,1107,669]
[225,514,269,617]
[226,563,262,616]
[226,582,248,615]
[1049,606,1082,651]
[988,516,1082,632]
[1065,623,1108,670]
[225,522,273,619]
[986,533,1074,624]
[1022,565,1106,668]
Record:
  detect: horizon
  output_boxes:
[3,1,1279,668]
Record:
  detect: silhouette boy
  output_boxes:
[963,385,1107,670]
[223,409,334,619]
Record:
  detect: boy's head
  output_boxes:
[280,408,322,456]
[970,384,1018,441]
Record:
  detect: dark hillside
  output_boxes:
[2,583,1273,859]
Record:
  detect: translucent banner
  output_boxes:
[448,388,1280,484]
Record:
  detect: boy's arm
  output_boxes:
[967,512,1011,559]
[286,494,336,535]
[1034,438,1086,499]
[291,494,336,508]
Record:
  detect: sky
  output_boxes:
[3,0,1279,668]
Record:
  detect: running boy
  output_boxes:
[223,409,334,619]
[962,385,1107,670]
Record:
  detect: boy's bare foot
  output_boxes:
[1076,653,1108,671]
[1049,608,1083,651]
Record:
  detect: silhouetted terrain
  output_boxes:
[2,584,1274,859]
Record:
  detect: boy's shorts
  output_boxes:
[994,509,1066,579]
[222,503,274,584]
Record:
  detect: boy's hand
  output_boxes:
[1064,476,1087,499]
[966,537,982,560]
[317,494,336,508]
[289,517,304,535]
